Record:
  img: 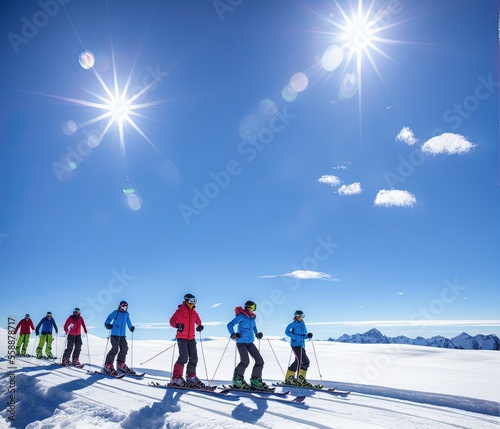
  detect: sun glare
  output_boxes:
[108,96,131,123]
[343,17,376,52]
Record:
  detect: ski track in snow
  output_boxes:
[1,335,499,429]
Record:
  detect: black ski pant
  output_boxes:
[106,335,129,364]
[63,335,82,360]
[235,342,264,379]
[288,345,310,372]
[176,339,198,376]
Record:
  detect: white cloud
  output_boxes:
[374,189,416,208]
[211,303,222,308]
[259,270,338,282]
[338,182,362,196]
[332,161,350,170]
[318,175,341,187]
[396,126,417,145]
[421,133,476,155]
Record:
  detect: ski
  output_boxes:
[221,385,290,396]
[273,382,351,396]
[148,381,229,395]
[120,371,146,378]
[229,390,306,403]
[89,370,125,379]
[58,363,85,369]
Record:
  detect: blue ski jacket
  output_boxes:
[35,317,58,335]
[105,310,133,336]
[227,307,258,343]
[285,318,308,348]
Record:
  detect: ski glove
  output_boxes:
[255,332,263,339]
[130,326,135,332]
[230,333,241,339]
[196,325,204,332]
[176,323,184,332]
[35,330,39,336]
[105,324,113,330]
[307,333,313,339]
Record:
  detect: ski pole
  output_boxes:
[131,330,134,369]
[86,333,91,366]
[290,346,301,379]
[139,343,176,365]
[61,334,68,363]
[298,345,304,379]
[209,336,231,385]
[169,342,177,379]
[30,333,37,357]
[266,338,286,377]
[198,330,210,386]
[102,329,111,368]
[234,338,237,369]
[310,338,323,382]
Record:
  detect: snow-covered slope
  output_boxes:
[1,329,499,428]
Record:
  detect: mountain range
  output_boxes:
[329,328,500,350]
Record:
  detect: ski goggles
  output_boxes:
[295,314,305,319]
[185,297,197,305]
[247,303,257,311]
[120,303,129,310]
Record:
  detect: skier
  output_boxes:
[102,300,136,375]
[284,310,314,387]
[62,308,88,367]
[35,312,59,359]
[169,293,205,387]
[227,300,268,390]
[14,314,35,356]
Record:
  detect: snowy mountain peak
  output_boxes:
[330,329,500,350]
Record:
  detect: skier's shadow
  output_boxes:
[231,397,268,425]
[121,389,183,429]
[6,374,94,429]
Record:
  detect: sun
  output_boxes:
[107,95,131,124]
[343,14,376,52]
[54,48,166,160]
[331,0,395,77]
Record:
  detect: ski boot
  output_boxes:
[231,373,251,389]
[186,374,205,388]
[250,377,272,391]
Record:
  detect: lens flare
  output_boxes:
[321,44,343,72]
[281,84,298,102]
[290,72,309,92]
[258,98,278,119]
[123,187,142,211]
[79,50,95,70]
[338,73,358,101]
[62,120,78,135]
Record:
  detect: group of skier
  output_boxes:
[14,293,316,389]
[168,294,315,390]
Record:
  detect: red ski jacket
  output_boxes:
[169,303,202,340]
[14,318,35,335]
[64,315,88,336]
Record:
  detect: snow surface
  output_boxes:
[1,329,499,428]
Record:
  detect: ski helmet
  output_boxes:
[244,300,257,311]
[294,310,304,319]
[184,293,197,304]
[119,301,128,310]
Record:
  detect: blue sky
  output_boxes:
[1,0,499,341]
